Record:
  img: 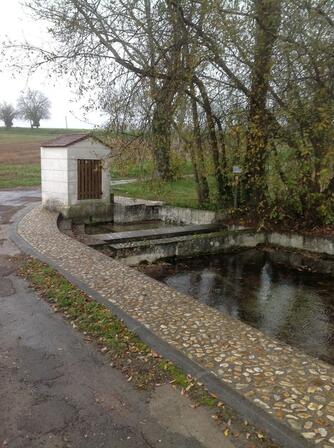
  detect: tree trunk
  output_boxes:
[152,97,173,181]
[194,77,226,206]
[190,84,210,204]
[308,82,333,194]
[150,0,184,182]
[215,117,232,198]
[188,142,203,205]
[244,0,282,205]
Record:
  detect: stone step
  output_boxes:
[110,234,193,250]
[107,235,194,263]
[91,224,224,245]
[104,229,263,265]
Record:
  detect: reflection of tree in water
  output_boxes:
[162,250,334,365]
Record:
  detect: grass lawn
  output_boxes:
[110,160,154,179]
[110,158,194,179]
[0,164,41,189]
[113,177,218,210]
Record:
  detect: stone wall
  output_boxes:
[113,196,161,223]
[264,246,334,276]
[113,196,224,225]
[267,232,334,256]
[108,230,266,265]
[41,147,69,206]
[99,196,334,270]
[159,205,224,225]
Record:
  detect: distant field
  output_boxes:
[0,127,86,164]
[0,127,194,192]
[0,127,87,189]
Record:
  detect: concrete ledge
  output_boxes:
[159,205,225,225]
[113,196,162,223]
[47,200,113,223]
[113,196,224,225]
[106,230,266,266]
[113,196,334,260]
[11,204,334,448]
[267,232,334,257]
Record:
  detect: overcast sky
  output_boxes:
[0,1,105,129]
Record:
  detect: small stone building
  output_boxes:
[41,133,112,222]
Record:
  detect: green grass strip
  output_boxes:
[0,164,41,188]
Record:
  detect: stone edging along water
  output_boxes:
[12,204,334,448]
[113,195,223,225]
[97,227,334,274]
[113,196,334,269]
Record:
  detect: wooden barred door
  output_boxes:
[77,159,102,200]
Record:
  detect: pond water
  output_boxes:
[148,250,334,365]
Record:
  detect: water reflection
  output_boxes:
[157,251,334,365]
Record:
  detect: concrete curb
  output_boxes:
[10,203,311,448]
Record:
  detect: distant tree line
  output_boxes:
[0,89,51,129]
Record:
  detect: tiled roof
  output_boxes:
[42,133,90,147]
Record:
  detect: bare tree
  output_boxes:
[17,0,188,179]
[17,89,51,128]
[0,102,17,128]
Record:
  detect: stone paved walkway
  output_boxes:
[17,206,334,448]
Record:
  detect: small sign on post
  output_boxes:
[232,166,242,209]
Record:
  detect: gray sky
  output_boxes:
[0,1,105,129]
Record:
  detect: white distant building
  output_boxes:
[41,133,112,222]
